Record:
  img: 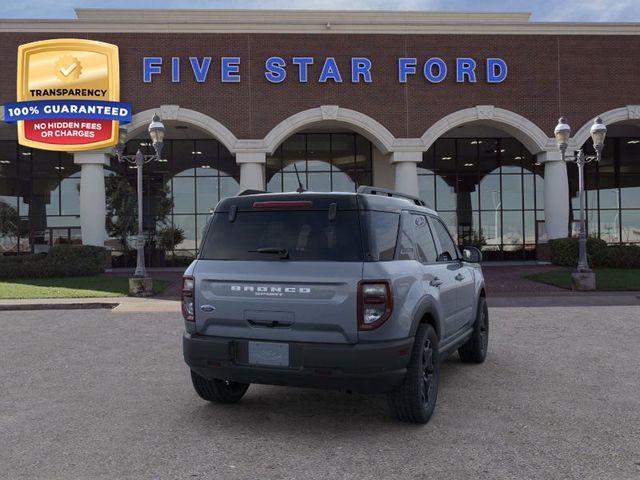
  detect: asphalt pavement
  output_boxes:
[1,305,639,480]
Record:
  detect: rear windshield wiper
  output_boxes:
[248,247,290,259]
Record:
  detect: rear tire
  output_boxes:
[386,324,439,424]
[458,296,489,364]
[190,370,250,404]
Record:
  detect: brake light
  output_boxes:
[182,276,195,322]
[358,280,393,330]
[253,201,313,209]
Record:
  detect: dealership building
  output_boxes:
[0,9,639,264]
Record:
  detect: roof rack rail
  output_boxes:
[237,188,268,196]
[357,186,426,207]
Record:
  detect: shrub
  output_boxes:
[593,244,640,269]
[0,245,107,279]
[157,227,185,252]
[550,237,640,269]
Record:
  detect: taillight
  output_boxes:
[358,280,393,330]
[182,276,195,322]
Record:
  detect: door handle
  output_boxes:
[430,277,443,287]
[455,273,465,281]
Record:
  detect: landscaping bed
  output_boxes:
[526,268,640,291]
[0,276,170,299]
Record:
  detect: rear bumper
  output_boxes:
[183,333,414,394]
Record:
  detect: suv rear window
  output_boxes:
[200,210,364,261]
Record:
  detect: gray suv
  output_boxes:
[182,187,488,423]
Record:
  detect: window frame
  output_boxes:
[428,215,461,263]
[407,211,440,265]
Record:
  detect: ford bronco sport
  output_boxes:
[182,186,488,423]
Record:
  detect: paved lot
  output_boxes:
[1,306,639,480]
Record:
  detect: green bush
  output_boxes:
[550,237,640,268]
[593,244,640,269]
[0,245,106,279]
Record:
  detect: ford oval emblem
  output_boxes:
[200,305,215,312]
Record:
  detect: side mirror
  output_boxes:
[462,246,482,263]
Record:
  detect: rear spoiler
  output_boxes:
[237,188,268,196]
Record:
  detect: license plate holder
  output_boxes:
[248,341,290,367]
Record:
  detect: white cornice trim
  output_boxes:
[73,9,532,24]
[0,9,639,35]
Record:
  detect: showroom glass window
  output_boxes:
[112,139,239,264]
[418,137,544,261]
[266,133,373,192]
[569,137,640,245]
[0,140,80,254]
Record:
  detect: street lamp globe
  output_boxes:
[554,117,571,153]
[148,114,165,156]
[116,125,128,156]
[590,116,607,154]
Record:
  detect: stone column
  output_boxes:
[74,150,110,246]
[538,151,569,240]
[391,151,422,197]
[237,151,266,191]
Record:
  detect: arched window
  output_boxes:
[418,136,543,260]
[569,135,640,244]
[109,138,240,263]
[267,133,372,192]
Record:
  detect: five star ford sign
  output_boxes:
[4,39,132,152]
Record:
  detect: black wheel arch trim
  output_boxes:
[409,295,442,340]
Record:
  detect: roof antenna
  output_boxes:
[293,162,306,193]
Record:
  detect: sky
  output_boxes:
[1,0,639,22]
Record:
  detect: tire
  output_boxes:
[190,370,250,404]
[458,296,489,364]
[386,324,439,424]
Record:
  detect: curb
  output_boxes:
[0,302,119,312]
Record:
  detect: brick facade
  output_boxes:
[1,32,638,141]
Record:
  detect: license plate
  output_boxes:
[248,341,290,367]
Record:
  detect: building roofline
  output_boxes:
[0,9,638,35]
[73,9,533,24]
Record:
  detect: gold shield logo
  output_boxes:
[15,38,121,151]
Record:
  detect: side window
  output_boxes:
[396,212,417,260]
[431,217,459,262]
[412,214,438,263]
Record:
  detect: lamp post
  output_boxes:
[113,114,165,284]
[553,116,607,288]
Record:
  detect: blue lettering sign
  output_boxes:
[171,57,180,83]
[351,57,372,83]
[143,57,162,83]
[424,58,447,83]
[221,57,240,83]
[487,58,508,83]
[189,57,211,83]
[292,57,314,82]
[265,56,287,83]
[456,58,477,83]
[141,55,508,85]
[319,57,342,83]
[398,58,417,83]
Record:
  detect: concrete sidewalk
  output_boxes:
[0,291,638,312]
[0,296,179,313]
[0,265,638,311]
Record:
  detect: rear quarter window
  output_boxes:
[362,211,400,261]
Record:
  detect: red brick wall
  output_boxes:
[1,32,638,141]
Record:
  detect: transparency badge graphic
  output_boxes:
[4,39,132,151]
